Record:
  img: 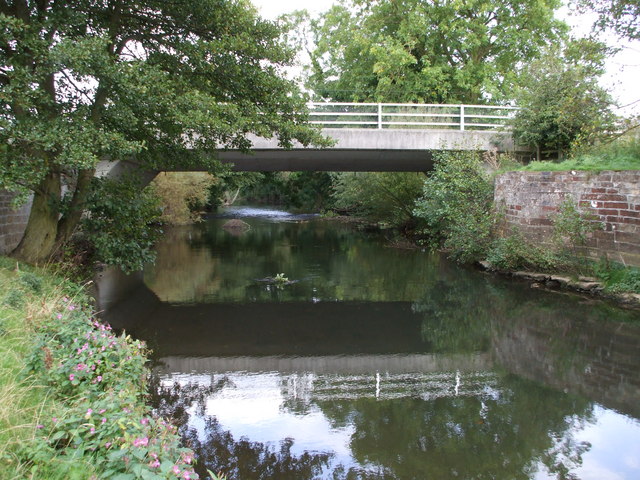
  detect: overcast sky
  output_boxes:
[251,0,640,116]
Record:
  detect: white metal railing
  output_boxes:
[308,102,518,131]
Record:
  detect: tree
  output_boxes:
[511,38,617,159]
[0,0,326,264]
[575,0,640,40]
[302,0,567,103]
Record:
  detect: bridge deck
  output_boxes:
[217,128,524,172]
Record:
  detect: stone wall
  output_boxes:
[0,190,31,255]
[494,171,640,266]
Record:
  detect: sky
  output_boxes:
[250,0,640,117]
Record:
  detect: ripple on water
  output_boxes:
[213,205,318,222]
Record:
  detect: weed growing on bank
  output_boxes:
[0,258,216,479]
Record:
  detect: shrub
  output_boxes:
[595,261,640,294]
[487,230,557,271]
[332,172,425,230]
[414,151,495,263]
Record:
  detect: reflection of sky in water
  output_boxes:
[204,374,354,461]
[161,371,640,479]
[216,206,318,222]
[533,406,640,480]
[162,372,359,472]
[575,407,640,480]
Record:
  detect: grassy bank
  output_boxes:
[0,257,208,480]
[518,134,640,172]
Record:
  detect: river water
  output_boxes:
[103,206,640,480]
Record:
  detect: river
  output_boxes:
[101,206,640,480]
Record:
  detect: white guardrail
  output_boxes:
[308,102,518,131]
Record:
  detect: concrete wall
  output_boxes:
[0,190,30,255]
[495,171,640,266]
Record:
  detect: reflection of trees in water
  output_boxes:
[146,219,445,303]
[149,377,334,480]
[184,420,333,480]
[316,375,594,480]
[412,266,507,353]
[149,372,595,480]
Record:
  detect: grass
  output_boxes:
[0,258,64,478]
[518,133,640,172]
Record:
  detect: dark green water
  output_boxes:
[104,206,640,480]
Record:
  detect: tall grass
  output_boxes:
[0,259,62,478]
[520,132,640,172]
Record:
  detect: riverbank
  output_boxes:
[475,260,640,309]
[0,257,206,479]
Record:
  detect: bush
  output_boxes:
[25,295,202,479]
[487,230,557,271]
[414,151,495,263]
[595,261,640,294]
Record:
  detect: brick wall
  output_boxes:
[494,171,640,266]
[0,190,31,255]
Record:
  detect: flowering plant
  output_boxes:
[25,295,204,479]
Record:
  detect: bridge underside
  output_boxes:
[217,149,435,172]
[213,128,527,172]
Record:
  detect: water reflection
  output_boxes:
[152,371,599,480]
[103,208,640,480]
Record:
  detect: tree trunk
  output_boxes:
[12,171,61,264]
[55,168,95,250]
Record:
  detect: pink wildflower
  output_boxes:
[172,465,181,475]
[36,424,44,429]
[69,374,75,381]
[133,437,149,448]
[140,417,149,425]
[56,313,62,320]
[149,459,161,469]
[101,417,107,424]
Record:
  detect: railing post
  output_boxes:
[460,105,465,131]
[378,103,382,129]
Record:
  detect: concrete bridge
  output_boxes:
[99,103,527,178]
